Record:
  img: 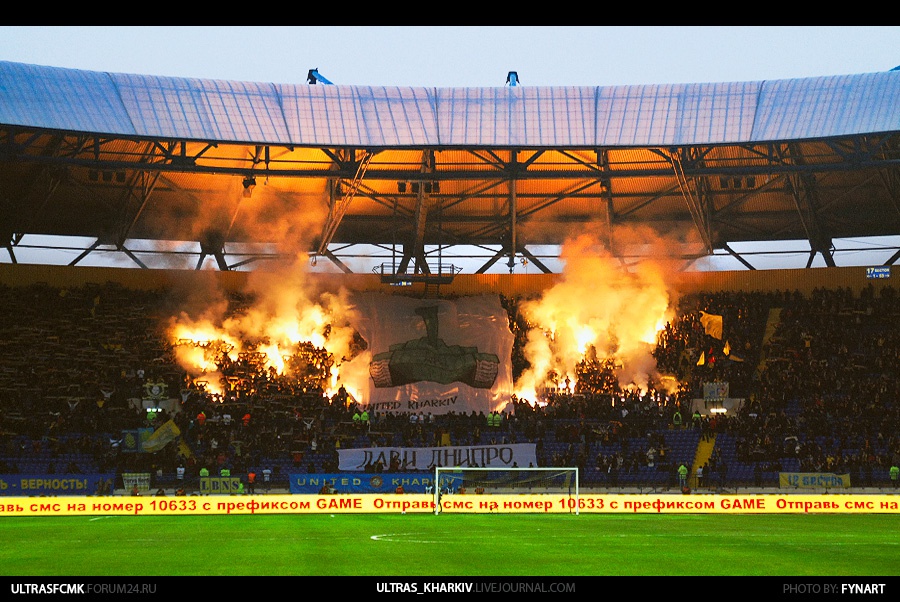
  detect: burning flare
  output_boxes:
[513,231,677,403]
[167,256,368,402]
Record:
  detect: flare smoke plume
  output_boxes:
[513,225,685,401]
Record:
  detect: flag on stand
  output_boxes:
[699,311,723,339]
[141,419,181,453]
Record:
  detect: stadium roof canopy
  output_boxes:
[1,61,899,276]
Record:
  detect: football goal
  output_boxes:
[432,466,579,514]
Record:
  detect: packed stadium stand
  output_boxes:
[2,61,900,495]
[1,271,898,493]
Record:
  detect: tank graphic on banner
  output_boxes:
[369,306,499,389]
[353,294,513,415]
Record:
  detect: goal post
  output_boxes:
[432,466,579,515]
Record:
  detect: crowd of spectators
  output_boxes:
[1,279,899,492]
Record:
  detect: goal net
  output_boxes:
[432,466,579,514]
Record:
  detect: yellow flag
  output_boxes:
[142,419,181,453]
[696,351,705,366]
[699,311,723,339]
[177,438,194,459]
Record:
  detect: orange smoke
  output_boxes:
[168,253,368,401]
[162,170,363,398]
[514,228,679,402]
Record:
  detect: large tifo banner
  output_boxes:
[338,443,537,472]
[352,293,514,415]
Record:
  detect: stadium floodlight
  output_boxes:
[433,466,579,515]
[242,175,256,198]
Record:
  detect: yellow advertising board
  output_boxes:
[1,493,899,516]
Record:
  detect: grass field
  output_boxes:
[1,513,897,577]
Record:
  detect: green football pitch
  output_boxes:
[0,513,897,577]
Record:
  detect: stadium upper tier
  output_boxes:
[1,61,899,147]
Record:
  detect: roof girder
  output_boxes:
[3,124,900,271]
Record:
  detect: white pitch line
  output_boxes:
[371,533,442,544]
